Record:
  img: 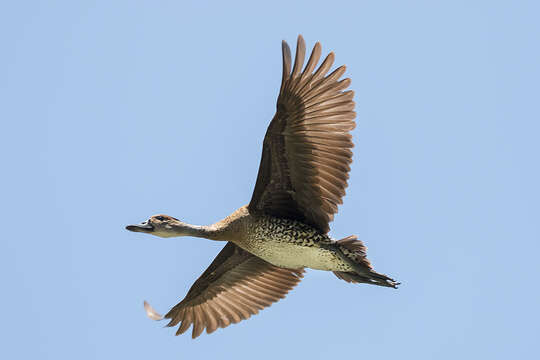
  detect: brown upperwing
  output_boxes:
[164,242,304,338]
[248,35,356,234]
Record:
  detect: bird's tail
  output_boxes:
[332,236,399,288]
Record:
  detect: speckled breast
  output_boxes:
[241,215,353,272]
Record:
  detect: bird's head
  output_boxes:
[126,214,184,238]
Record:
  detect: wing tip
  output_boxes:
[143,300,164,321]
[282,39,291,55]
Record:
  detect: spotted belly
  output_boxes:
[249,239,353,271]
[238,215,354,271]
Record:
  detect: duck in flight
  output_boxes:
[126,35,399,339]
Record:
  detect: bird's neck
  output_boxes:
[169,222,226,241]
[167,206,249,241]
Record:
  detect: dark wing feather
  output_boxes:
[249,35,356,233]
[164,242,304,338]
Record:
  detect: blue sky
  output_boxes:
[2,1,539,359]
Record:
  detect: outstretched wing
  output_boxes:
[164,242,304,338]
[248,35,356,233]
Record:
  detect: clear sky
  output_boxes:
[2,1,539,359]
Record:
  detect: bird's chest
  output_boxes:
[239,217,342,271]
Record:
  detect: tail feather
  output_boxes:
[336,235,368,253]
[333,235,399,289]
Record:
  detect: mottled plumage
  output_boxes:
[126,35,399,339]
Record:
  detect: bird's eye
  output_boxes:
[156,216,165,221]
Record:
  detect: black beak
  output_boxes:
[125,222,154,233]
